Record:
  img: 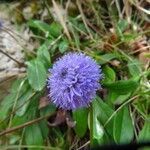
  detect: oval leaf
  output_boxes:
[138,121,150,142]
[28,20,51,33]
[27,59,47,91]
[113,106,134,143]
[104,79,139,94]
[128,59,142,77]
[98,53,117,65]
[103,65,116,83]
[73,108,88,138]
[25,123,43,149]
[37,43,51,69]
[59,40,69,54]
[92,103,104,141]
[93,97,114,137]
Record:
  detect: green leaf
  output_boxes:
[10,79,24,93]
[40,104,56,117]
[105,91,118,106]
[37,43,51,69]
[49,22,62,37]
[9,135,20,144]
[28,21,62,38]
[138,121,150,142]
[116,19,128,40]
[39,120,49,139]
[93,97,115,139]
[104,79,139,95]
[93,118,103,140]
[73,108,88,138]
[59,40,69,54]
[117,19,128,32]
[89,97,115,145]
[27,59,47,91]
[133,101,147,118]
[0,79,25,120]
[106,90,131,105]
[0,93,16,121]
[28,20,51,34]
[94,97,114,124]
[12,94,40,127]
[16,81,33,116]
[25,94,39,120]
[113,106,134,143]
[97,54,117,65]
[112,93,131,105]
[25,123,43,149]
[123,33,137,42]
[70,18,87,33]
[16,89,33,116]
[103,65,116,83]
[91,100,104,141]
[50,41,59,54]
[128,59,142,77]
[11,115,27,127]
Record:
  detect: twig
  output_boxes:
[0,75,16,85]
[3,27,29,44]
[0,49,24,66]
[0,72,26,80]
[1,28,30,53]
[52,0,72,40]
[44,0,53,18]
[0,113,54,137]
[76,0,93,40]
[76,140,90,150]
[129,45,150,54]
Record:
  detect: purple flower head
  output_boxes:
[47,53,102,110]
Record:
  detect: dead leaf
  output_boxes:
[48,109,67,127]
[66,115,76,128]
[110,60,121,67]
[39,96,49,109]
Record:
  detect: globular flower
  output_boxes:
[47,53,102,110]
